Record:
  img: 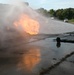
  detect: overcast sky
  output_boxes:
[0,0,74,10]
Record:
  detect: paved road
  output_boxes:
[38,17,74,34]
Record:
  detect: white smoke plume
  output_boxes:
[0,0,29,49]
[4,0,25,20]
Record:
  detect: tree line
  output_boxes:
[37,8,74,20]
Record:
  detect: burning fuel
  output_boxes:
[14,14,40,35]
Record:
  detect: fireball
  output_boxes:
[14,14,40,35]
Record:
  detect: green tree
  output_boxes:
[55,9,64,20]
[55,8,74,20]
[49,9,55,17]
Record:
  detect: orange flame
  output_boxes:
[14,14,39,35]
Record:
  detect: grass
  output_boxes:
[68,19,74,24]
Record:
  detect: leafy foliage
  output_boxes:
[37,8,74,20]
[48,9,55,17]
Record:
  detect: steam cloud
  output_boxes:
[0,0,29,50]
[4,0,25,22]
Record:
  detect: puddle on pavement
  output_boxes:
[0,38,74,75]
